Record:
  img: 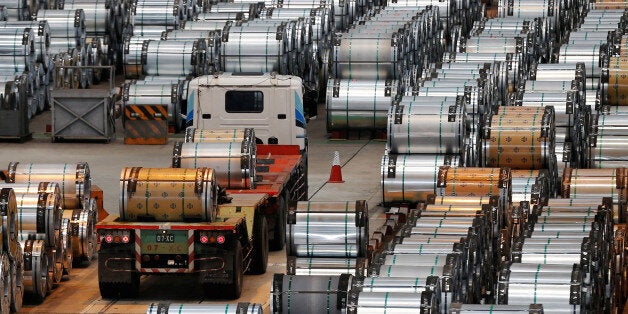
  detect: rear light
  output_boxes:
[200,235,209,244]
[100,230,132,244]
[198,231,227,245]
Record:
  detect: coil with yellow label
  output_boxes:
[119,167,217,222]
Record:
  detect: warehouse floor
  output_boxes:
[0,104,388,313]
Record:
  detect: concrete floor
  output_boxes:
[0,104,388,313]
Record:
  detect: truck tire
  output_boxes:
[269,194,287,251]
[203,240,243,299]
[98,250,140,299]
[248,215,268,275]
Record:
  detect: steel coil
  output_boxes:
[326,78,398,131]
[184,128,254,144]
[589,113,628,168]
[119,167,217,222]
[381,154,460,204]
[61,0,113,36]
[331,34,403,80]
[20,239,48,301]
[162,29,220,71]
[195,12,244,22]
[60,218,72,275]
[36,9,85,50]
[11,193,61,252]
[286,256,366,276]
[437,166,511,199]
[220,25,287,73]
[172,140,256,189]
[387,96,466,155]
[561,167,625,199]
[146,302,263,314]
[142,39,207,76]
[63,198,96,264]
[5,162,90,210]
[132,0,185,27]
[482,106,556,171]
[449,303,544,313]
[0,0,29,21]
[347,290,439,313]
[286,200,368,258]
[270,273,353,314]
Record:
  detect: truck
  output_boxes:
[95,73,308,299]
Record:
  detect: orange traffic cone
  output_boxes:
[328,151,344,183]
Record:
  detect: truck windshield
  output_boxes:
[225,90,264,113]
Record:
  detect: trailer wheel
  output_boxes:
[269,194,287,251]
[204,240,243,299]
[248,215,268,275]
[98,250,140,299]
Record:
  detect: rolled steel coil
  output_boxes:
[387,96,466,155]
[184,127,254,144]
[449,303,544,313]
[346,290,439,313]
[381,154,460,204]
[20,239,48,301]
[180,20,230,32]
[61,0,113,36]
[331,34,403,80]
[195,12,244,22]
[326,78,398,131]
[481,106,556,171]
[444,52,523,88]
[36,9,85,49]
[63,197,96,264]
[123,37,147,78]
[141,39,207,77]
[0,0,30,21]
[147,302,264,314]
[220,25,288,73]
[5,162,90,210]
[511,169,551,206]
[589,113,628,168]
[561,168,626,200]
[286,200,368,258]
[172,140,256,189]
[270,273,353,314]
[60,218,72,275]
[602,56,628,107]
[162,29,220,71]
[122,82,182,128]
[119,167,217,222]
[11,193,61,251]
[0,189,19,261]
[437,166,512,201]
[0,78,26,112]
[286,256,367,276]
[0,21,50,68]
[0,181,60,198]
[132,0,186,27]
[265,7,331,41]
[234,21,301,75]
[207,2,262,20]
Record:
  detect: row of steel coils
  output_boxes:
[0,162,97,311]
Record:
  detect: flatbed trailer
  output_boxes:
[96,144,307,299]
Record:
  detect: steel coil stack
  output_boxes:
[3,163,99,273]
[0,188,25,312]
[327,5,444,135]
[284,201,369,276]
[147,302,264,314]
[0,182,66,292]
[172,128,256,189]
[270,273,354,314]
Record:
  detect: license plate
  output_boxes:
[140,230,188,255]
[156,233,175,243]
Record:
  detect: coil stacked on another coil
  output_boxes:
[172,128,256,189]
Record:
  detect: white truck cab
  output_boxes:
[187,72,307,150]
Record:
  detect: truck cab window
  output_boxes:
[225,91,264,113]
